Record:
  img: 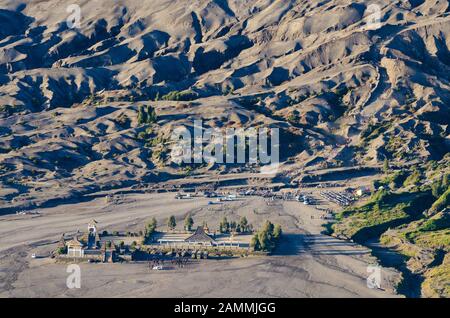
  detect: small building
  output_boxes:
[185,226,217,246]
[355,186,370,197]
[87,219,100,248]
[63,221,103,259]
[88,219,98,235]
[67,237,84,257]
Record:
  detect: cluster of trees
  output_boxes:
[251,221,282,252]
[219,216,252,234]
[137,105,157,125]
[163,214,254,234]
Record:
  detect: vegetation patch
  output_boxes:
[430,187,450,214]
[333,189,434,241]
[361,121,392,142]
[137,105,157,125]
[422,254,450,298]
[251,221,282,252]
[162,90,199,101]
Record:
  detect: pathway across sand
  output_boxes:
[0,192,401,298]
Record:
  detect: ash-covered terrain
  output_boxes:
[0,0,449,299]
[0,0,449,211]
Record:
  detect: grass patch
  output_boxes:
[430,187,450,214]
[422,254,450,298]
[333,190,434,242]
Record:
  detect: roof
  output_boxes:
[185,227,216,243]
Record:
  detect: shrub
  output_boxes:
[55,246,66,255]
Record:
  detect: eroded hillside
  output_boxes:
[0,0,449,210]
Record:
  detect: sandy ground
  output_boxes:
[0,192,401,298]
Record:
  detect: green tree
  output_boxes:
[383,157,389,173]
[273,224,282,240]
[251,234,260,250]
[261,220,274,235]
[230,221,237,232]
[184,214,194,231]
[219,217,230,233]
[137,105,146,125]
[167,215,176,231]
[148,106,157,123]
[257,230,272,251]
[145,217,157,241]
[239,216,249,233]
